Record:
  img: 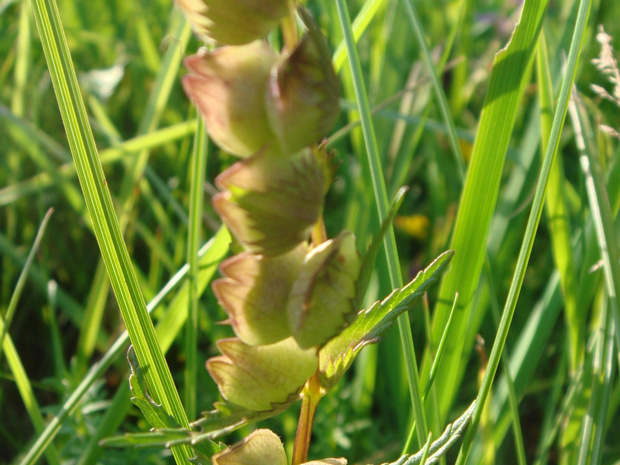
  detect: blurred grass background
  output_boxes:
[1,0,620,464]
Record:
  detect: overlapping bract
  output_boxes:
[182,18,339,157]
[213,232,361,351]
[287,232,360,349]
[212,148,325,255]
[266,17,341,153]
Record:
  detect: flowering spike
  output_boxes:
[175,0,288,45]
[183,41,278,157]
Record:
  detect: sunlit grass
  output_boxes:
[1,0,619,464]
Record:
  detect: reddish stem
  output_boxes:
[291,372,321,465]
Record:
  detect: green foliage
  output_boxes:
[319,249,453,391]
[2,0,620,464]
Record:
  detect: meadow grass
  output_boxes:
[1,0,620,464]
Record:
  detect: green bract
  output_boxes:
[287,232,360,349]
[183,41,278,158]
[212,429,287,465]
[183,29,339,157]
[212,429,347,465]
[175,0,289,45]
[213,244,309,346]
[207,337,318,411]
[212,231,360,352]
[266,16,341,153]
[213,148,325,255]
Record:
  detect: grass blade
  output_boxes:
[29,1,193,462]
[334,0,428,447]
[399,0,465,182]
[537,31,581,370]
[0,314,62,465]
[0,208,53,363]
[184,118,208,420]
[332,0,387,72]
[455,0,593,462]
[19,228,229,465]
[424,0,549,422]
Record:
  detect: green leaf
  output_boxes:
[127,346,180,430]
[319,250,454,390]
[190,401,291,440]
[100,430,190,449]
[382,401,475,465]
[101,428,224,458]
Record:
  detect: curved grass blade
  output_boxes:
[454,0,593,462]
[0,209,53,364]
[537,31,581,369]
[334,0,429,447]
[18,228,230,465]
[30,0,194,462]
[425,0,550,423]
[399,0,465,182]
[332,0,387,72]
[185,118,208,420]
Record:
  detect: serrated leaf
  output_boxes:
[100,427,224,459]
[319,250,454,390]
[382,401,475,465]
[190,400,290,440]
[127,346,180,430]
[191,439,228,462]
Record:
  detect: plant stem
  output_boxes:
[292,372,321,465]
[282,0,298,51]
[311,216,328,246]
